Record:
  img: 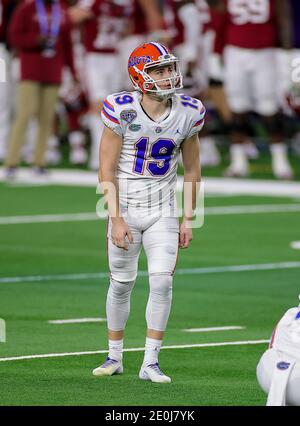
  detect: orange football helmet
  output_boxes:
[128,42,183,97]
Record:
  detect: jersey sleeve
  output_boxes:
[186,101,206,138]
[100,94,124,136]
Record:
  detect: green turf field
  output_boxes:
[0,181,299,406]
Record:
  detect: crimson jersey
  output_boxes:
[78,0,133,53]
[132,0,146,36]
[213,0,278,50]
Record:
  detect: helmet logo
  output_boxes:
[128,55,151,68]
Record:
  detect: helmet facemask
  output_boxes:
[132,54,183,99]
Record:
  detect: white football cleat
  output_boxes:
[200,137,221,167]
[139,363,171,383]
[69,147,88,165]
[46,148,61,166]
[244,139,259,159]
[92,357,123,377]
[224,164,249,178]
[271,143,294,180]
[224,144,249,177]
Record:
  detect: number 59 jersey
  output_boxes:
[101,91,205,216]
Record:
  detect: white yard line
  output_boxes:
[203,204,300,215]
[1,261,300,284]
[48,318,106,324]
[0,212,98,224]
[1,168,300,197]
[0,244,101,258]
[0,340,269,362]
[1,203,300,225]
[182,326,245,332]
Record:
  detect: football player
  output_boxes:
[257,296,300,406]
[209,0,294,179]
[164,0,222,167]
[0,0,19,162]
[69,0,134,170]
[93,42,205,383]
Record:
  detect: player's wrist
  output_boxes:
[111,216,125,224]
[183,212,195,222]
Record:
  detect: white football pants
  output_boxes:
[106,214,179,332]
[257,348,300,406]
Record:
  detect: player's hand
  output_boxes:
[179,219,193,249]
[111,218,133,251]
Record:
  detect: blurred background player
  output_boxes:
[4,0,76,177]
[164,0,222,167]
[209,0,294,179]
[69,0,134,170]
[46,0,89,166]
[70,0,167,170]
[276,0,300,157]
[257,296,300,406]
[0,0,19,162]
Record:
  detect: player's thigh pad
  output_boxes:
[224,46,252,113]
[256,348,278,394]
[107,218,142,282]
[142,216,179,276]
[85,53,119,102]
[257,348,300,406]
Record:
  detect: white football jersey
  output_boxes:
[270,307,300,361]
[101,91,205,216]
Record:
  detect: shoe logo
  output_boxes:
[176,128,182,135]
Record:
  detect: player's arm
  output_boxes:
[179,133,201,249]
[99,126,133,251]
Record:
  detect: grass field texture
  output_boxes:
[0,181,299,405]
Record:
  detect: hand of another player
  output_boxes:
[179,219,193,249]
[111,218,133,251]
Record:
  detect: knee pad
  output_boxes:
[107,278,135,304]
[106,278,135,331]
[149,274,173,303]
[146,274,173,332]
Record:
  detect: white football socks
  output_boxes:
[143,337,162,366]
[270,143,293,178]
[108,339,123,362]
[230,143,249,174]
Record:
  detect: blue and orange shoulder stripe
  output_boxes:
[193,104,206,128]
[101,98,120,125]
